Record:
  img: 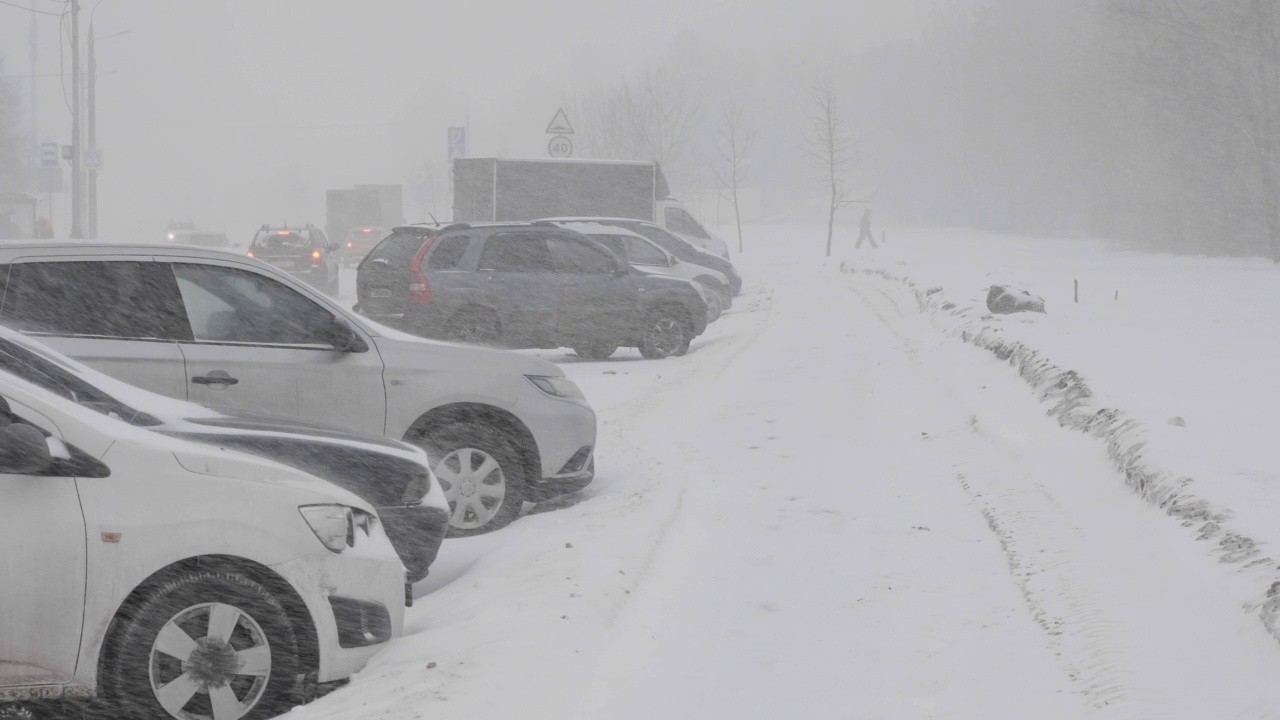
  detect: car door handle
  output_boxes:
[191,375,239,386]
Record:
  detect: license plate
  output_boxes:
[371,289,392,298]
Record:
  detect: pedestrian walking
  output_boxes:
[855,208,877,249]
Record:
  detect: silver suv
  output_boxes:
[0,243,597,535]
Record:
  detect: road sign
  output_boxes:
[545,108,574,135]
[84,149,102,170]
[40,142,58,168]
[548,135,574,159]
[447,126,467,162]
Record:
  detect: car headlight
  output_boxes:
[526,375,585,401]
[299,505,375,552]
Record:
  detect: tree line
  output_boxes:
[860,0,1280,259]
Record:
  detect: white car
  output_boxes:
[0,242,598,536]
[552,221,733,320]
[0,335,406,717]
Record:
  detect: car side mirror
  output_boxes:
[0,423,52,475]
[321,317,368,353]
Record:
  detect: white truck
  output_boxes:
[451,158,729,258]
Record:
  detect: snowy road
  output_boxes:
[293,252,1280,720]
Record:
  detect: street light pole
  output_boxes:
[69,0,83,239]
[87,23,97,238]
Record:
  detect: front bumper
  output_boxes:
[378,504,450,583]
[526,456,594,502]
[271,531,406,683]
[514,385,598,495]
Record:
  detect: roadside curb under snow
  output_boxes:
[839,260,1280,645]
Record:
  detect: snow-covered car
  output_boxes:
[551,221,733,320]
[0,337,406,717]
[0,325,450,583]
[539,216,741,295]
[0,242,597,536]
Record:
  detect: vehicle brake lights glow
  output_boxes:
[246,250,255,257]
[277,230,291,236]
[311,249,322,260]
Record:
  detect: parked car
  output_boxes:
[342,226,385,267]
[0,325,449,582]
[540,217,741,295]
[163,219,197,243]
[0,336,406,717]
[248,224,340,295]
[355,222,710,360]
[551,221,731,320]
[0,242,597,535]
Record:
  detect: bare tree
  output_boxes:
[710,101,755,253]
[576,66,701,192]
[804,79,867,257]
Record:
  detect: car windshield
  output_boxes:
[0,338,158,426]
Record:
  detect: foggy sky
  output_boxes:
[0,0,922,240]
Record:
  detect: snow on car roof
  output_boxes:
[551,221,648,239]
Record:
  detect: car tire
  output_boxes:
[446,307,501,346]
[573,342,617,360]
[410,421,525,537]
[99,570,299,720]
[639,308,692,360]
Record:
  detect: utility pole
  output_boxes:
[69,0,83,239]
[28,1,38,183]
[87,23,97,238]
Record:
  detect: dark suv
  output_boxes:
[247,224,341,295]
[355,222,709,359]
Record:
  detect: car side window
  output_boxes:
[1,261,192,341]
[548,236,619,274]
[366,233,426,269]
[664,208,710,239]
[171,263,336,346]
[623,237,668,266]
[426,235,470,270]
[477,233,554,272]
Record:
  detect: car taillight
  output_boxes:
[346,241,354,248]
[408,236,438,304]
[246,250,255,258]
[311,249,322,262]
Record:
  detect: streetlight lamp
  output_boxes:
[86,23,128,238]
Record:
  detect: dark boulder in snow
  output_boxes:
[986,285,1046,314]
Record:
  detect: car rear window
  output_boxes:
[253,231,310,251]
[366,233,428,268]
[426,235,470,270]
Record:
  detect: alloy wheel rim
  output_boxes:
[148,602,271,720]
[435,447,506,529]
[646,317,683,356]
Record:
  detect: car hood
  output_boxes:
[169,444,376,513]
[368,324,564,379]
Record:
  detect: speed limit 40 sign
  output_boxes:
[548,134,574,158]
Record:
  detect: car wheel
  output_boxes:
[573,342,617,360]
[639,309,691,359]
[446,308,501,346]
[411,421,525,537]
[100,570,299,720]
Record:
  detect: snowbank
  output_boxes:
[838,253,1280,643]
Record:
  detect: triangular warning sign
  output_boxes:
[546,108,575,135]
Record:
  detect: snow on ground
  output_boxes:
[838,230,1280,595]
[294,228,1280,719]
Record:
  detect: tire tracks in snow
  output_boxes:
[844,273,1280,719]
